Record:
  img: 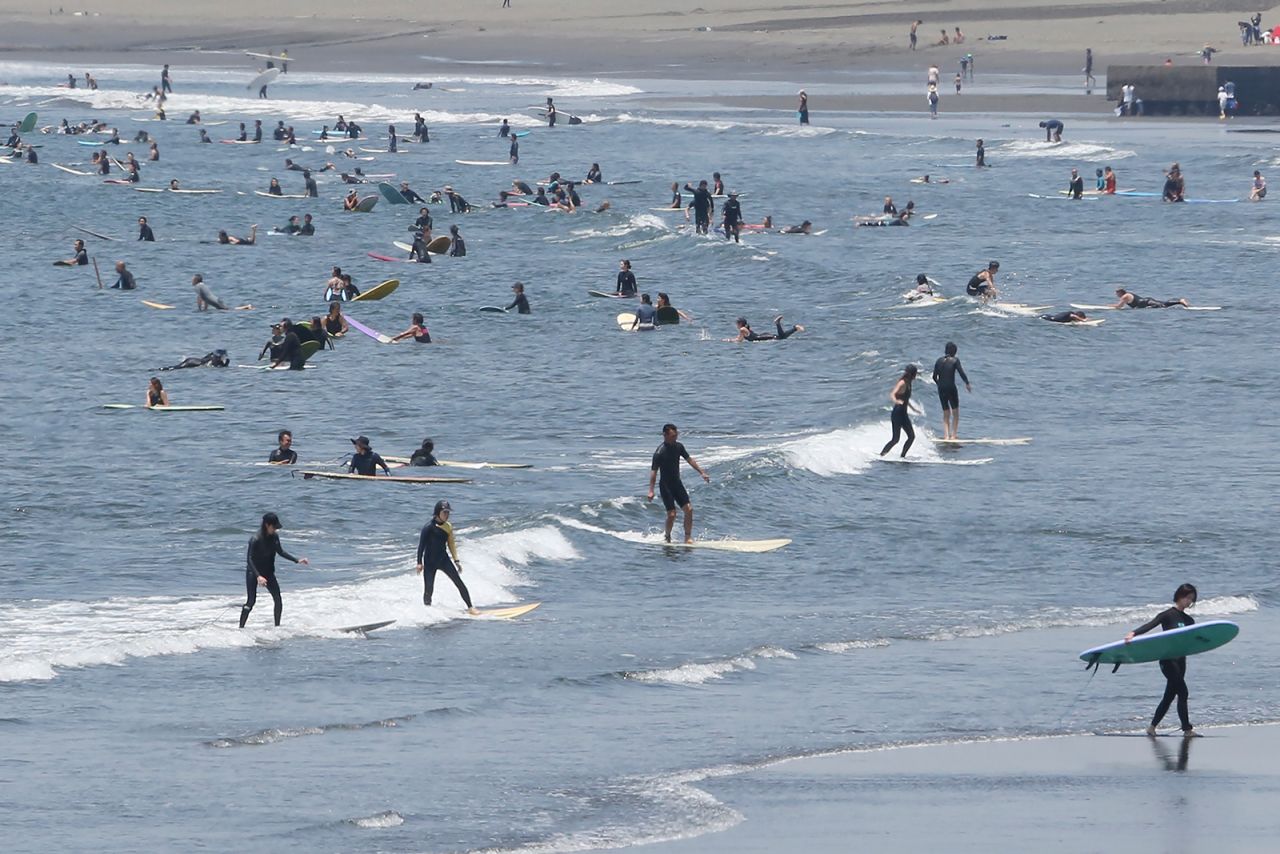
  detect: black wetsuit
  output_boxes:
[508,293,531,314]
[401,187,425,204]
[349,449,389,476]
[304,175,318,197]
[616,270,637,297]
[138,223,155,241]
[499,124,510,138]
[965,271,992,296]
[742,320,799,341]
[449,193,470,213]
[409,448,438,466]
[880,379,916,456]
[976,143,986,167]
[932,355,970,410]
[1163,175,1184,203]
[279,330,303,369]
[651,441,692,510]
[268,447,297,464]
[722,198,743,242]
[417,518,473,608]
[299,222,314,236]
[1069,174,1084,199]
[1127,294,1179,309]
[687,187,714,234]
[1132,607,1195,731]
[73,249,89,266]
[1041,311,1083,323]
[113,269,137,290]
[239,532,299,627]
[449,235,466,257]
[586,168,602,183]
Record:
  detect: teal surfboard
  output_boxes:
[20,111,37,133]
[378,181,409,205]
[1080,620,1238,668]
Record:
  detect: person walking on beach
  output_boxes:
[647,423,711,544]
[880,365,922,458]
[239,512,309,628]
[503,0,510,7]
[1084,48,1095,93]
[1126,583,1201,737]
[417,500,480,614]
[932,342,971,441]
[798,90,809,125]
[909,20,921,50]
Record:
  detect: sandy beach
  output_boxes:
[645,724,1280,852]
[2,1,1279,84]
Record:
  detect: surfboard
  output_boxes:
[237,363,317,370]
[617,312,650,331]
[297,470,472,484]
[588,290,630,299]
[383,455,531,469]
[246,67,282,91]
[367,253,408,263]
[77,139,105,147]
[254,190,309,199]
[426,235,451,254]
[52,163,91,176]
[472,603,541,619]
[19,111,37,133]
[141,300,175,309]
[455,159,509,166]
[1070,303,1221,312]
[889,297,948,309]
[218,139,259,145]
[1069,304,1116,311]
[355,196,378,212]
[378,182,409,204]
[659,538,791,554]
[102,404,225,411]
[936,437,1032,446]
[298,340,322,365]
[392,240,414,253]
[337,620,397,634]
[351,279,399,302]
[245,51,290,62]
[607,179,641,185]
[1079,620,1239,667]
[73,226,115,241]
[1060,319,1106,326]
[479,306,508,313]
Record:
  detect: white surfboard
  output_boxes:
[103,404,225,411]
[658,538,791,553]
[455,159,510,166]
[247,67,281,92]
[936,437,1032,446]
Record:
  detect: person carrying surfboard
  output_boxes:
[1126,584,1200,737]
[647,424,711,544]
[239,512,309,628]
[417,500,480,614]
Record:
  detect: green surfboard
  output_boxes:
[1080,620,1238,668]
[19,112,37,133]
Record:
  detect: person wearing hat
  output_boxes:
[348,436,391,476]
[240,511,309,628]
[721,191,744,242]
[965,260,1000,302]
[416,500,479,614]
[797,90,809,125]
[507,281,531,314]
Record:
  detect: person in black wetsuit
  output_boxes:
[965,260,999,302]
[1067,167,1084,200]
[410,438,438,466]
[976,138,986,168]
[647,423,711,544]
[303,170,318,198]
[1039,119,1064,142]
[507,281,531,313]
[1126,583,1200,737]
[721,192,744,242]
[348,435,391,476]
[586,163,603,183]
[60,240,89,266]
[684,180,714,234]
[880,365,922,458]
[932,341,972,440]
[545,98,557,128]
[1162,163,1185,203]
[615,259,637,296]
[239,512,309,628]
[1040,310,1089,323]
[499,119,510,137]
[734,316,804,341]
[112,261,137,290]
[509,136,519,165]
[399,182,425,204]
[269,430,297,464]
[1112,288,1189,309]
[417,500,479,613]
[270,319,304,370]
[137,216,155,241]
[448,224,466,257]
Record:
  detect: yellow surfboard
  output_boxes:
[351,279,400,302]
[473,602,541,620]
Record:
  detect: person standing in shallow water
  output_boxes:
[1126,583,1201,737]
[798,90,809,125]
[240,512,309,628]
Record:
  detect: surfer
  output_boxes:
[192,274,230,311]
[323,302,349,337]
[905,274,938,301]
[387,125,398,153]
[546,98,557,128]
[1162,163,1185,203]
[976,138,987,168]
[1125,583,1200,736]
[276,216,302,235]
[630,293,658,331]
[409,230,433,263]
[509,135,519,165]
[531,187,550,206]
[1039,119,1064,142]
[655,292,692,323]
[217,225,257,245]
[1103,166,1117,193]
[161,64,172,94]
[448,224,466,256]
[270,319,305,370]
[344,190,360,211]
[259,323,285,361]
[879,365,922,458]
[781,220,811,233]
[1067,168,1084,200]
[349,436,392,476]
[721,192,744,242]
[198,129,211,144]
[145,377,170,408]
[647,424,711,544]
[1040,310,1090,323]
[148,141,159,161]
[507,282,531,314]
[399,182,425,204]
[684,180,715,234]
[303,170,318,197]
[1112,288,1190,309]
[733,316,804,342]
[299,214,315,236]
[444,185,471,213]
[413,113,428,142]
[965,260,999,302]
[239,512,309,628]
[391,312,432,344]
[668,182,682,209]
[932,342,972,441]
[615,260,638,297]
[112,261,137,290]
[269,431,297,465]
[61,239,89,266]
[586,163,603,183]
[1251,170,1267,201]
[499,119,510,137]
[417,500,479,614]
[410,439,439,466]
[798,90,809,125]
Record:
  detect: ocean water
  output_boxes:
[1,60,1278,852]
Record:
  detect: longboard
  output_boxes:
[479,306,508,313]
[658,538,791,554]
[254,190,309,199]
[384,455,531,469]
[471,603,540,619]
[1080,620,1239,668]
[20,111,37,133]
[103,404,225,411]
[296,470,471,484]
[351,279,399,301]
[426,235,451,254]
[52,163,91,176]
[456,159,509,166]
[378,181,409,204]
[936,437,1032,446]
[588,290,631,299]
[337,620,397,634]
[246,67,281,91]
[345,316,394,343]
[73,226,115,241]
[1070,303,1221,312]
[141,300,175,309]
[355,196,379,212]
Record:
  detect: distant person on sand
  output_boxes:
[798,90,809,124]
[954,26,964,44]
[954,73,962,94]
[909,19,921,50]
[1084,48,1095,93]
[503,0,511,6]
[927,85,939,118]
[936,29,949,46]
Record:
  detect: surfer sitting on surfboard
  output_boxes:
[145,377,170,408]
[965,261,999,302]
[647,424,711,544]
[507,282,531,314]
[733,316,804,342]
[1126,583,1200,737]
[1112,288,1190,309]
[417,501,480,615]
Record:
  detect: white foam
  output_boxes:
[0,526,575,682]
[350,810,405,829]
[814,639,892,654]
[993,139,1136,161]
[624,646,796,686]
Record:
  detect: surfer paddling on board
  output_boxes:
[417,500,480,615]
[880,365,923,458]
[932,342,972,441]
[348,435,392,476]
[965,260,999,303]
[1126,583,1201,737]
[239,512,309,628]
[1111,288,1190,309]
[1040,310,1090,323]
[647,424,711,544]
[732,316,804,342]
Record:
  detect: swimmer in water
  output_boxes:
[1112,288,1190,309]
[733,315,804,342]
[879,365,922,458]
[391,312,432,344]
